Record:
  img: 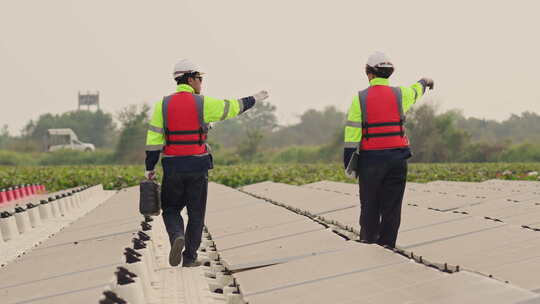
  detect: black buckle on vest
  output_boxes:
[365,122,402,128]
[364,132,404,139]
[362,121,369,141]
[198,127,204,146]
[164,127,207,146]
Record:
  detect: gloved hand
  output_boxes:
[253,90,269,102]
[144,170,156,180]
[344,169,358,179]
[421,78,434,90]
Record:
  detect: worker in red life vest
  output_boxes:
[344,52,434,248]
[145,59,269,267]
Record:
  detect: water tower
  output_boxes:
[78,91,100,111]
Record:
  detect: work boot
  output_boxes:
[182,259,202,267]
[169,236,185,267]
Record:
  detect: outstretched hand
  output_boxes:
[253,90,269,102]
[421,78,434,90]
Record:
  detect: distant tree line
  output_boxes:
[2,100,540,165]
[406,105,540,162]
[22,110,117,148]
[209,102,540,163]
[0,107,149,164]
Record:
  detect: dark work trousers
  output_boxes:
[358,157,408,248]
[161,170,208,262]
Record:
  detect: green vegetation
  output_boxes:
[0,165,139,192]
[39,150,115,166]
[407,163,540,183]
[0,150,37,166]
[21,110,116,148]
[404,105,540,162]
[1,163,538,192]
[3,96,540,165]
[0,149,115,166]
[1,104,150,165]
[113,105,150,164]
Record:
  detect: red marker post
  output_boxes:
[6,188,14,201]
[26,184,33,196]
[20,185,28,198]
[0,189,6,204]
[30,184,37,195]
[14,186,22,200]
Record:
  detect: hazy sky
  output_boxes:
[1,0,539,134]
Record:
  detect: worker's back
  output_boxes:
[360,85,408,151]
[162,91,208,157]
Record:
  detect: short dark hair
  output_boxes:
[365,65,394,79]
[175,72,200,85]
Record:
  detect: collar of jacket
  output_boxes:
[369,78,390,86]
[176,84,195,93]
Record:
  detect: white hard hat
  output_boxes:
[173,59,203,78]
[367,51,393,68]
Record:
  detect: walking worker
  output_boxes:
[343,51,434,248]
[145,59,269,267]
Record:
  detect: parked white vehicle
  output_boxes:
[46,129,95,152]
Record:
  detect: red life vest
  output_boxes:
[162,92,209,156]
[359,86,409,150]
